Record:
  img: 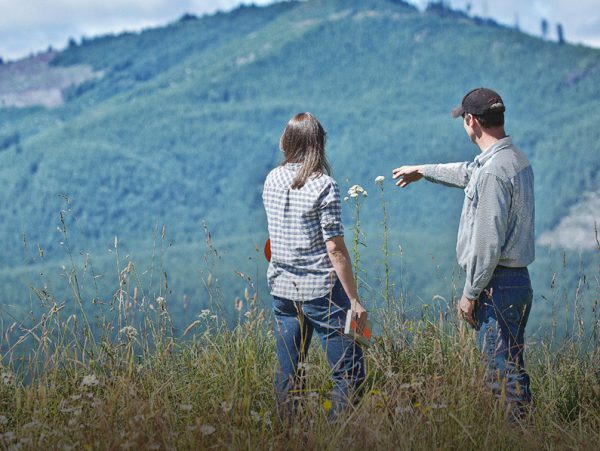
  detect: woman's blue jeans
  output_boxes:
[272,280,365,420]
[474,266,533,415]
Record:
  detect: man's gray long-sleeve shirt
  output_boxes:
[422,137,535,299]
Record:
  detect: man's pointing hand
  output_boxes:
[392,165,425,188]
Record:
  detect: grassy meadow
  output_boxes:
[0,195,598,450]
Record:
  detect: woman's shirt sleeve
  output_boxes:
[319,179,344,241]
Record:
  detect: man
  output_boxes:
[392,87,535,420]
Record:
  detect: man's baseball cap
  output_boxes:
[451,87,506,118]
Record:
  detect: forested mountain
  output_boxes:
[0,0,598,332]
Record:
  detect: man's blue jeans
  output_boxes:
[272,280,365,420]
[474,266,533,415]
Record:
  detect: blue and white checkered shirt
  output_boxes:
[262,163,344,301]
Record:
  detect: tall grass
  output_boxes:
[0,185,599,450]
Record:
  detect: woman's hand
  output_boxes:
[350,299,368,333]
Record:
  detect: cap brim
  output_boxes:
[451,105,464,118]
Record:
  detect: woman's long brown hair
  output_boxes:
[280,112,331,189]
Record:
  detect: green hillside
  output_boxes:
[0,0,598,333]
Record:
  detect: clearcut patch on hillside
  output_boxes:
[538,190,600,251]
[0,51,103,108]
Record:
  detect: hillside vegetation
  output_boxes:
[0,0,598,332]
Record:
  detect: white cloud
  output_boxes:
[0,0,276,60]
[0,0,598,61]
[447,0,600,47]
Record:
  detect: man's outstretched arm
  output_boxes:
[393,162,474,189]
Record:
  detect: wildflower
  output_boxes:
[179,403,193,412]
[119,325,138,339]
[156,297,166,309]
[375,175,385,185]
[297,362,311,372]
[430,403,447,409]
[235,297,243,311]
[344,196,349,202]
[220,401,233,413]
[0,415,7,425]
[1,371,15,385]
[322,400,332,412]
[91,398,103,409]
[80,374,99,388]
[199,424,215,436]
[394,405,412,415]
[244,311,252,318]
[348,184,368,198]
[250,410,261,422]
[1,431,15,441]
[199,309,210,319]
[22,421,39,430]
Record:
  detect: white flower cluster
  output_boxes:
[80,374,99,388]
[348,184,368,198]
[200,424,215,436]
[199,309,211,319]
[375,175,385,185]
[119,325,138,339]
[220,401,233,413]
[1,371,15,385]
[250,410,272,426]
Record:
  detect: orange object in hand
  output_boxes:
[264,238,271,262]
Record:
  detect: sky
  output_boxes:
[1,0,599,61]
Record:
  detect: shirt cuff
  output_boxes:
[322,224,344,241]
[463,283,481,300]
[421,164,438,181]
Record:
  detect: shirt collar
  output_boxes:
[283,162,302,170]
[475,136,512,166]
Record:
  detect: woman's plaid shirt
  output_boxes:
[262,163,344,301]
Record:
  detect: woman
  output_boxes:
[262,112,367,420]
